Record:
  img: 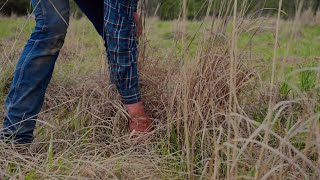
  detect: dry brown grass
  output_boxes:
[301,8,320,26]
[0,1,320,179]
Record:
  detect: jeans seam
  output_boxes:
[40,0,47,31]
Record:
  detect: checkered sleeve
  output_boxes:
[133,0,138,12]
[104,0,141,104]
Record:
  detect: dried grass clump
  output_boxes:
[1,0,320,179]
[301,8,320,26]
[316,11,320,24]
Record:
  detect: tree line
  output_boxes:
[0,0,319,20]
[157,0,320,20]
[0,0,82,16]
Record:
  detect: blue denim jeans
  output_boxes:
[1,0,140,144]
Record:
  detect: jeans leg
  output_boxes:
[1,0,70,144]
[104,0,141,105]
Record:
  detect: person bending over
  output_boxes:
[1,0,153,144]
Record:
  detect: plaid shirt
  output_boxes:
[104,0,140,104]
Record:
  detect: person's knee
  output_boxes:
[29,20,68,56]
[32,17,69,40]
[45,20,69,38]
[31,0,70,40]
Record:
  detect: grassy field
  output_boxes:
[0,10,320,180]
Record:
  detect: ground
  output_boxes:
[0,14,319,179]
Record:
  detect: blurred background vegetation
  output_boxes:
[0,0,319,20]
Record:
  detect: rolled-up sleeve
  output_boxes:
[104,0,141,104]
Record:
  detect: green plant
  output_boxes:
[279,67,293,98]
[299,69,317,92]
[159,0,181,20]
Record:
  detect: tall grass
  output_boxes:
[0,0,320,179]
